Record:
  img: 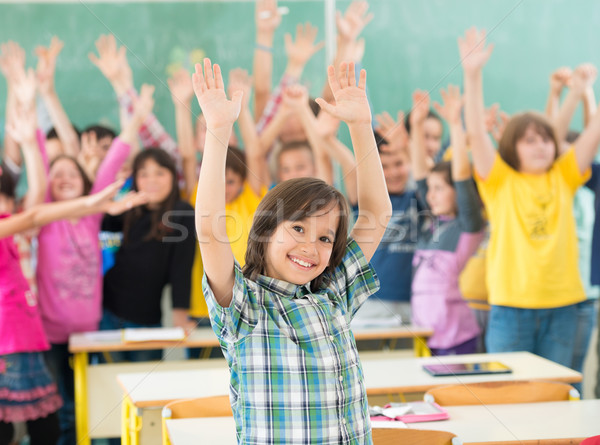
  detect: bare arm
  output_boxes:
[253,0,281,120]
[408,90,432,181]
[545,67,571,120]
[317,63,391,261]
[0,181,147,239]
[169,68,197,199]
[36,37,80,157]
[229,68,267,195]
[1,41,26,167]
[193,59,243,307]
[434,85,470,181]
[459,28,496,179]
[324,136,358,206]
[583,85,597,129]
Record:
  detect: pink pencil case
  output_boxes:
[370,401,449,423]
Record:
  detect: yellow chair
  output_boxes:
[161,395,232,445]
[424,380,580,406]
[372,427,460,445]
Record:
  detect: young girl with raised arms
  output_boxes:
[193,58,391,444]
[461,28,600,366]
[409,86,484,356]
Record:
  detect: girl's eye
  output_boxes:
[320,236,333,244]
[292,225,304,233]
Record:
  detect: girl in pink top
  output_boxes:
[35,85,154,444]
[0,172,146,444]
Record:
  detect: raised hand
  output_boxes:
[0,41,26,84]
[192,58,243,130]
[550,67,572,95]
[316,111,341,139]
[458,27,494,74]
[132,83,155,122]
[571,63,597,94]
[35,36,64,96]
[104,190,149,215]
[255,0,282,35]
[6,103,37,145]
[375,110,408,149]
[336,1,373,45]
[168,67,194,106]
[409,89,431,127]
[89,34,133,91]
[13,68,37,110]
[433,85,463,126]
[282,84,309,111]
[228,68,253,109]
[316,62,370,125]
[285,23,325,71]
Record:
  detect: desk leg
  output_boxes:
[129,401,142,445]
[73,352,90,445]
[122,396,131,445]
[413,337,431,357]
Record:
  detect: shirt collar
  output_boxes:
[256,274,313,299]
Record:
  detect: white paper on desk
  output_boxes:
[81,330,122,342]
[381,406,412,418]
[370,421,408,429]
[123,327,185,342]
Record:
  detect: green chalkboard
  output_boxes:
[1,0,600,138]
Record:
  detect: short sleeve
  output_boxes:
[474,153,513,203]
[331,238,380,319]
[202,260,258,344]
[556,146,592,193]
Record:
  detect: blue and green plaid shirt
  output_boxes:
[203,238,380,445]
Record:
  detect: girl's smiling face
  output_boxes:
[426,171,457,218]
[135,158,174,207]
[516,124,556,174]
[49,158,85,201]
[264,205,340,285]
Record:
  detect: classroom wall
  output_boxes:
[2,0,600,139]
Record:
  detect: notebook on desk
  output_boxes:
[423,361,512,377]
[122,327,186,343]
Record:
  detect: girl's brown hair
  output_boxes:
[123,148,180,243]
[243,177,349,289]
[498,112,560,171]
[49,155,93,197]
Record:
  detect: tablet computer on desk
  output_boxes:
[423,361,512,377]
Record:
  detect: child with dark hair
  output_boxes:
[100,147,196,361]
[193,58,390,444]
[37,86,153,444]
[409,87,484,355]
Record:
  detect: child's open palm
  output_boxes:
[89,34,132,87]
[375,110,408,149]
[228,68,252,109]
[458,27,494,74]
[168,68,194,105]
[285,23,325,68]
[316,62,370,125]
[433,85,463,126]
[35,36,63,95]
[571,63,597,94]
[410,89,430,127]
[192,58,243,130]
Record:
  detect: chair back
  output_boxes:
[162,395,232,445]
[372,427,459,445]
[424,380,580,406]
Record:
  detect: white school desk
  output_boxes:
[165,400,600,445]
[69,325,432,444]
[117,351,581,445]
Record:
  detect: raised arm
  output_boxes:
[0,181,147,239]
[229,68,268,195]
[375,110,409,157]
[554,63,597,149]
[459,27,496,179]
[321,1,373,104]
[583,78,597,128]
[282,85,333,184]
[545,67,571,120]
[434,85,470,181]
[408,90,433,181]
[0,41,26,167]
[193,59,243,307]
[8,68,46,209]
[316,63,391,261]
[253,0,281,120]
[168,68,197,199]
[36,37,80,157]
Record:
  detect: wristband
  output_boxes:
[255,43,273,53]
